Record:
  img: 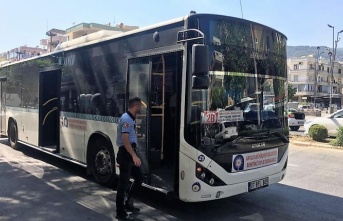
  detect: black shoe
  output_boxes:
[125,203,140,213]
[116,212,133,220]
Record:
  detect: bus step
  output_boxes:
[41,146,58,153]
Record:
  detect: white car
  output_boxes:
[304,109,343,137]
[215,121,238,143]
[288,108,306,131]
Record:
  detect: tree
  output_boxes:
[288,84,297,101]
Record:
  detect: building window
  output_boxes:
[327,67,330,73]
[294,75,298,82]
[294,64,299,70]
[339,69,341,74]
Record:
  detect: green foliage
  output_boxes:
[287,46,343,60]
[288,84,297,101]
[331,126,343,146]
[210,87,227,110]
[309,125,328,141]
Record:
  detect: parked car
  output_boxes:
[288,108,306,131]
[243,103,259,112]
[304,109,343,137]
[215,121,238,143]
[298,105,311,111]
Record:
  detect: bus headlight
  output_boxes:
[196,163,226,186]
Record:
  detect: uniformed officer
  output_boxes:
[116,97,143,220]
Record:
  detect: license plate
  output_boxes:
[248,177,269,191]
[298,121,304,124]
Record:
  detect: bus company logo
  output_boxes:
[233,155,244,171]
[252,142,265,149]
[192,182,201,192]
[61,117,68,128]
[198,155,205,162]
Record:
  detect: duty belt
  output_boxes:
[119,143,137,151]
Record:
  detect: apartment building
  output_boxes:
[1,22,138,62]
[0,46,47,62]
[287,57,343,108]
[65,22,137,41]
[40,28,68,52]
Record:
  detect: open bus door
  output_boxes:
[39,67,61,151]
[128,53,180,192]
[0,77,7,135]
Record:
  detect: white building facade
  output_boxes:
[287,57,343,108]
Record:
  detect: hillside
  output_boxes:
[287,46,343,61]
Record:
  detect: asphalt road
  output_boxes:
[1,139,342,221]
[289,127,305,136]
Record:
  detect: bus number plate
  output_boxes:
[248,177,269,191]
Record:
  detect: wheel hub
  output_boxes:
[94,148,112,175]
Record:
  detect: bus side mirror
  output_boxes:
[192,75,209,89]
[192,44,209,75]
[192,44,209,89]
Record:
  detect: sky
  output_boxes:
[1,0,343,52]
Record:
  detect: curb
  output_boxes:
[290,140,343,150]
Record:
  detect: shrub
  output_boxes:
[308,125,328,141]
[332,126,343,146]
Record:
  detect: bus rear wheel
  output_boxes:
[9,121,19,149]
[90,138,117,187]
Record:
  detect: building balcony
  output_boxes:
[295,91,314,96]
[289,80,315,84]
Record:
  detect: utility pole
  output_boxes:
[328,51,333,112]
[315,48,324,109]
[328,24,335,113]
[46,31,57,52]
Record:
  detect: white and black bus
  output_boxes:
[0,13,288,202]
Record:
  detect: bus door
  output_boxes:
[0,77,7,134]
[128,58,150,182]
[39,68,61,151]
[128,53,180,192]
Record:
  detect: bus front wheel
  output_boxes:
[9,121,19,149]
[90,138,117,187]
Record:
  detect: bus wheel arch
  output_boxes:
[8,118,19,150]
[87,133,117,187]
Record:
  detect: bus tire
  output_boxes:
[8,121,19,150]
[90,138,117,187]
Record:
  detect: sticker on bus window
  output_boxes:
[202,110,243,124]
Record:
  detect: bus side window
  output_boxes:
[91,93,106,115]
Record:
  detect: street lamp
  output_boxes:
[334,29,343,61]
[328,24,335,112]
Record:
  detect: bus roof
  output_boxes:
[0,13,287,68]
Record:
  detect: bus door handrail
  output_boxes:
[43,97,58,106]
[42,107,58,126]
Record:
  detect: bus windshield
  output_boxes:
[185,16,288,159]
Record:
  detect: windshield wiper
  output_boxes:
[212,129,288,153]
